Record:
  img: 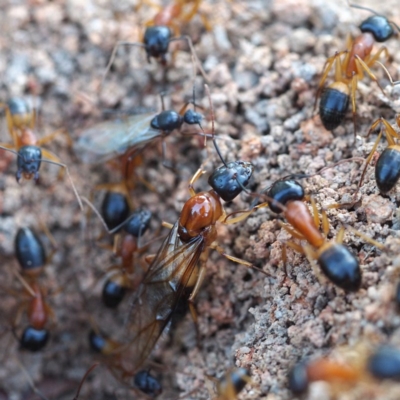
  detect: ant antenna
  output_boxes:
[73,363,99,400]
[204,84,228,168]
[347,1,400,32]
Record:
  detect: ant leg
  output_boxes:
[350,74,358,139]
[40,149,65,179]
[314,51,347,111]
[343,225,386,250]
[375,60,400,86]
[4,108,20,147]
[102,41,146,89]
[14,357,49,400]
[210,243,271,276]
[188,167,206,197]
[357,129,383,192]
[161,139,176,171]
[169,36,209,81]
[40,150,84,212]
[37,127,72,147]
[73,363,99,400]
[354,56,386,97]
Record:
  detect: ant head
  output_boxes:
[143,26,172,59]
[266,179,305,214]
[183,108,203,126]
[208,161,254,202]
[360,15,394,42]
[134,371,162,397]
[16,145,42,182]
[123,209,152,237]
[20,326,50,352]
[150,110,182,133]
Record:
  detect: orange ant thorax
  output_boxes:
[28,282,47,330]
[154,4,181,26]
[346,32,375,78]
[306,358,360,384]
[20,128,38,147]
[178,190,223,243]
[119,235,138,271]
[284,201,324,248]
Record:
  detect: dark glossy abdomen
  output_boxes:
[15,227,46,271]
[375,146,400,194]
[368,346,400,380]
[101,192,130,230]
[318,243,361,291]
[319,88,349,131]
[20,326,49,352]
[102,279,126,308]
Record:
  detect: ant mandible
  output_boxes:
[315,2,400,137]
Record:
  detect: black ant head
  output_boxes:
[208,161,254,202]
[360,15,394,42]
[183,109,203,126]
[123,209,152,237]
[16,145,42,182]
[150,110,182,133]
[20,326,50,352]
[266,179,305,214]
[143,26,172,60]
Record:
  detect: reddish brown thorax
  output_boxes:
[119,235,138,271]
[284,201,324,248]
[306,358,360,383]
[345,33,374,78]
[178,190,223,243]
[28,282,47,330]
[19,128,38,147]
[154,4,181,26]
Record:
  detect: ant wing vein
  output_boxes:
[73,113,159,164]
[118,221,204,376]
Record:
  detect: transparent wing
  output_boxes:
[73,113,160,164]
[113,221,204,381]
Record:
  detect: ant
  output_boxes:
[100,208,152,308]
[88,329,162,398]
[74,89,204,170]
[102,0,209,85]
[0,97,83,210]
[314,2,400,136]
[8,226,58,351]
[289,343,400,395]
[357,115,400,195]
[82,84,267,383]
[249,178,384,291]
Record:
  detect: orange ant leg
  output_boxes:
[354,55,387,96]
[314,51,348,111]
[102,41,146,89]
[210,242,270,276]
